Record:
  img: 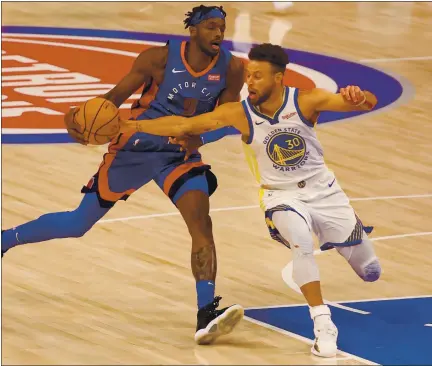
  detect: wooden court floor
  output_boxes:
[1,2,432,365]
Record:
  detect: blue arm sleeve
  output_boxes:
[200,126,241,145]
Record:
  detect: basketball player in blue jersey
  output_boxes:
[120,43,382,358]
[2,5,245,345]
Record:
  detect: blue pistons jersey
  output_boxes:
[134,39,232,120]
[99,39,233,208]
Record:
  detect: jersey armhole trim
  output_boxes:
[241,100,254,144]
[294,88,315,128]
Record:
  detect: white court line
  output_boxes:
[329,294,432,304]
[361,56,432,63]
[325,301,370,315]
[97,205,260,224]
[97,193,432,224]
[244,316,379,365]
[370,232,432,241]
[2,37,140,57]
[3,32,165,47]
[350,193,432,201]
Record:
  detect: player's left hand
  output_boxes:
[169,135,203,161]
[340,85,366,105]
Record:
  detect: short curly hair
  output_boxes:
[184,5,226,29]
[248,43,289,74]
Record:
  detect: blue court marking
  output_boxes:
[245,296,432,365]
[1,133,74,144]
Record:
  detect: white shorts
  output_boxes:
[261,170,368,249]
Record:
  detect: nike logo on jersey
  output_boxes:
[328,178,336,187]
[172,68,186,73]
[255,120,265,125]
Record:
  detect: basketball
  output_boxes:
[74,97,120,145]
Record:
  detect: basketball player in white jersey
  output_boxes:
[119,43,382,358]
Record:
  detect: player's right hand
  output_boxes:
[169,135,203,161]
[64,107,88,145]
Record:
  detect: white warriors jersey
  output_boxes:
[241,86,327,190]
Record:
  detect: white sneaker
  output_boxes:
[310,305,338,358]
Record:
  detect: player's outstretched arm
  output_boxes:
[306,85,378,113]
[185,56,245,149]
[120,102,250,138]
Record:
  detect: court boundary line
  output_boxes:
[96,193,432,224]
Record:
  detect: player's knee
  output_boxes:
[292,250,319,287]
[176,190,213,240]
[183,205,212,231]
[361,259,381,282]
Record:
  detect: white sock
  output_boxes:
[310,305,332,327]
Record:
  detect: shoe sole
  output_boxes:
[311,340,337,358]
[195,304,244,345]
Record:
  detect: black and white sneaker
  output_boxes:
[194,296,244,345]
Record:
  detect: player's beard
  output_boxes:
[254,88,273,106]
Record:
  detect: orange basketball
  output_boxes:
[74,97,120,145]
